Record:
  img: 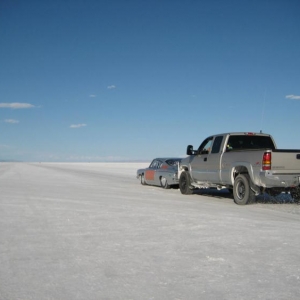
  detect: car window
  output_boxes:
[150,160,161,169]
[149,160,157,168]
[166,159,181,166]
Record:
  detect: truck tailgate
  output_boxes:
[272,150,300,173]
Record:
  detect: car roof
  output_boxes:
[154,157,182,161]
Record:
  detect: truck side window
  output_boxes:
[198,137,213,154]
[211,136,223,153]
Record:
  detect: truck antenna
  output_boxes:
[260,90,267,133]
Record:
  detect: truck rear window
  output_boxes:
[227,135,275,151]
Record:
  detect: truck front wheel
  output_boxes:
[233,174,255,205]
[179,172,193,195]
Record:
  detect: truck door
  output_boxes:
[190,137,213,182]
[190,136,223,183]
[204,136,223,183]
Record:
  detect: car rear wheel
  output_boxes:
[160,176,170,189]
[179,172,193,195]
[140,174,146,185]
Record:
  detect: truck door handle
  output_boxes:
[204,158,207,162]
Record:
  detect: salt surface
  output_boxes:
[0,163,299,300]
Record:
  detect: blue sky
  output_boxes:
[1,0,300,162]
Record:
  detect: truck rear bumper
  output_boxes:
[259,171,300,188]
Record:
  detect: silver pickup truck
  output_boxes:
[178,132,300,205]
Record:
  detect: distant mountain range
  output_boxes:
[0,159,22,162]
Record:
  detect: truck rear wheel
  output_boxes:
[233,174,255,205]
[179,172,193,195]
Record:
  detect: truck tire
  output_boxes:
[233,174,255,205]
[179,172,193,195]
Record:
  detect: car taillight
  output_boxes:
[262,152,271,170]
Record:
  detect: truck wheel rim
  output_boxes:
[237,180,245,199]
[181,176,187,189]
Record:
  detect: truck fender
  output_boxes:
[230,163,260,195]
[178,156,195,179]
[230,162,256,185]
[178,164,190,179]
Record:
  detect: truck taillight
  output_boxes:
[262,152,271,170]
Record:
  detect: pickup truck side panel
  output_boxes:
[220,150,267,186]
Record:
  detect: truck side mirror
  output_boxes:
[187,145,194,155]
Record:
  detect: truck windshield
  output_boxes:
[227,135,275,151]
